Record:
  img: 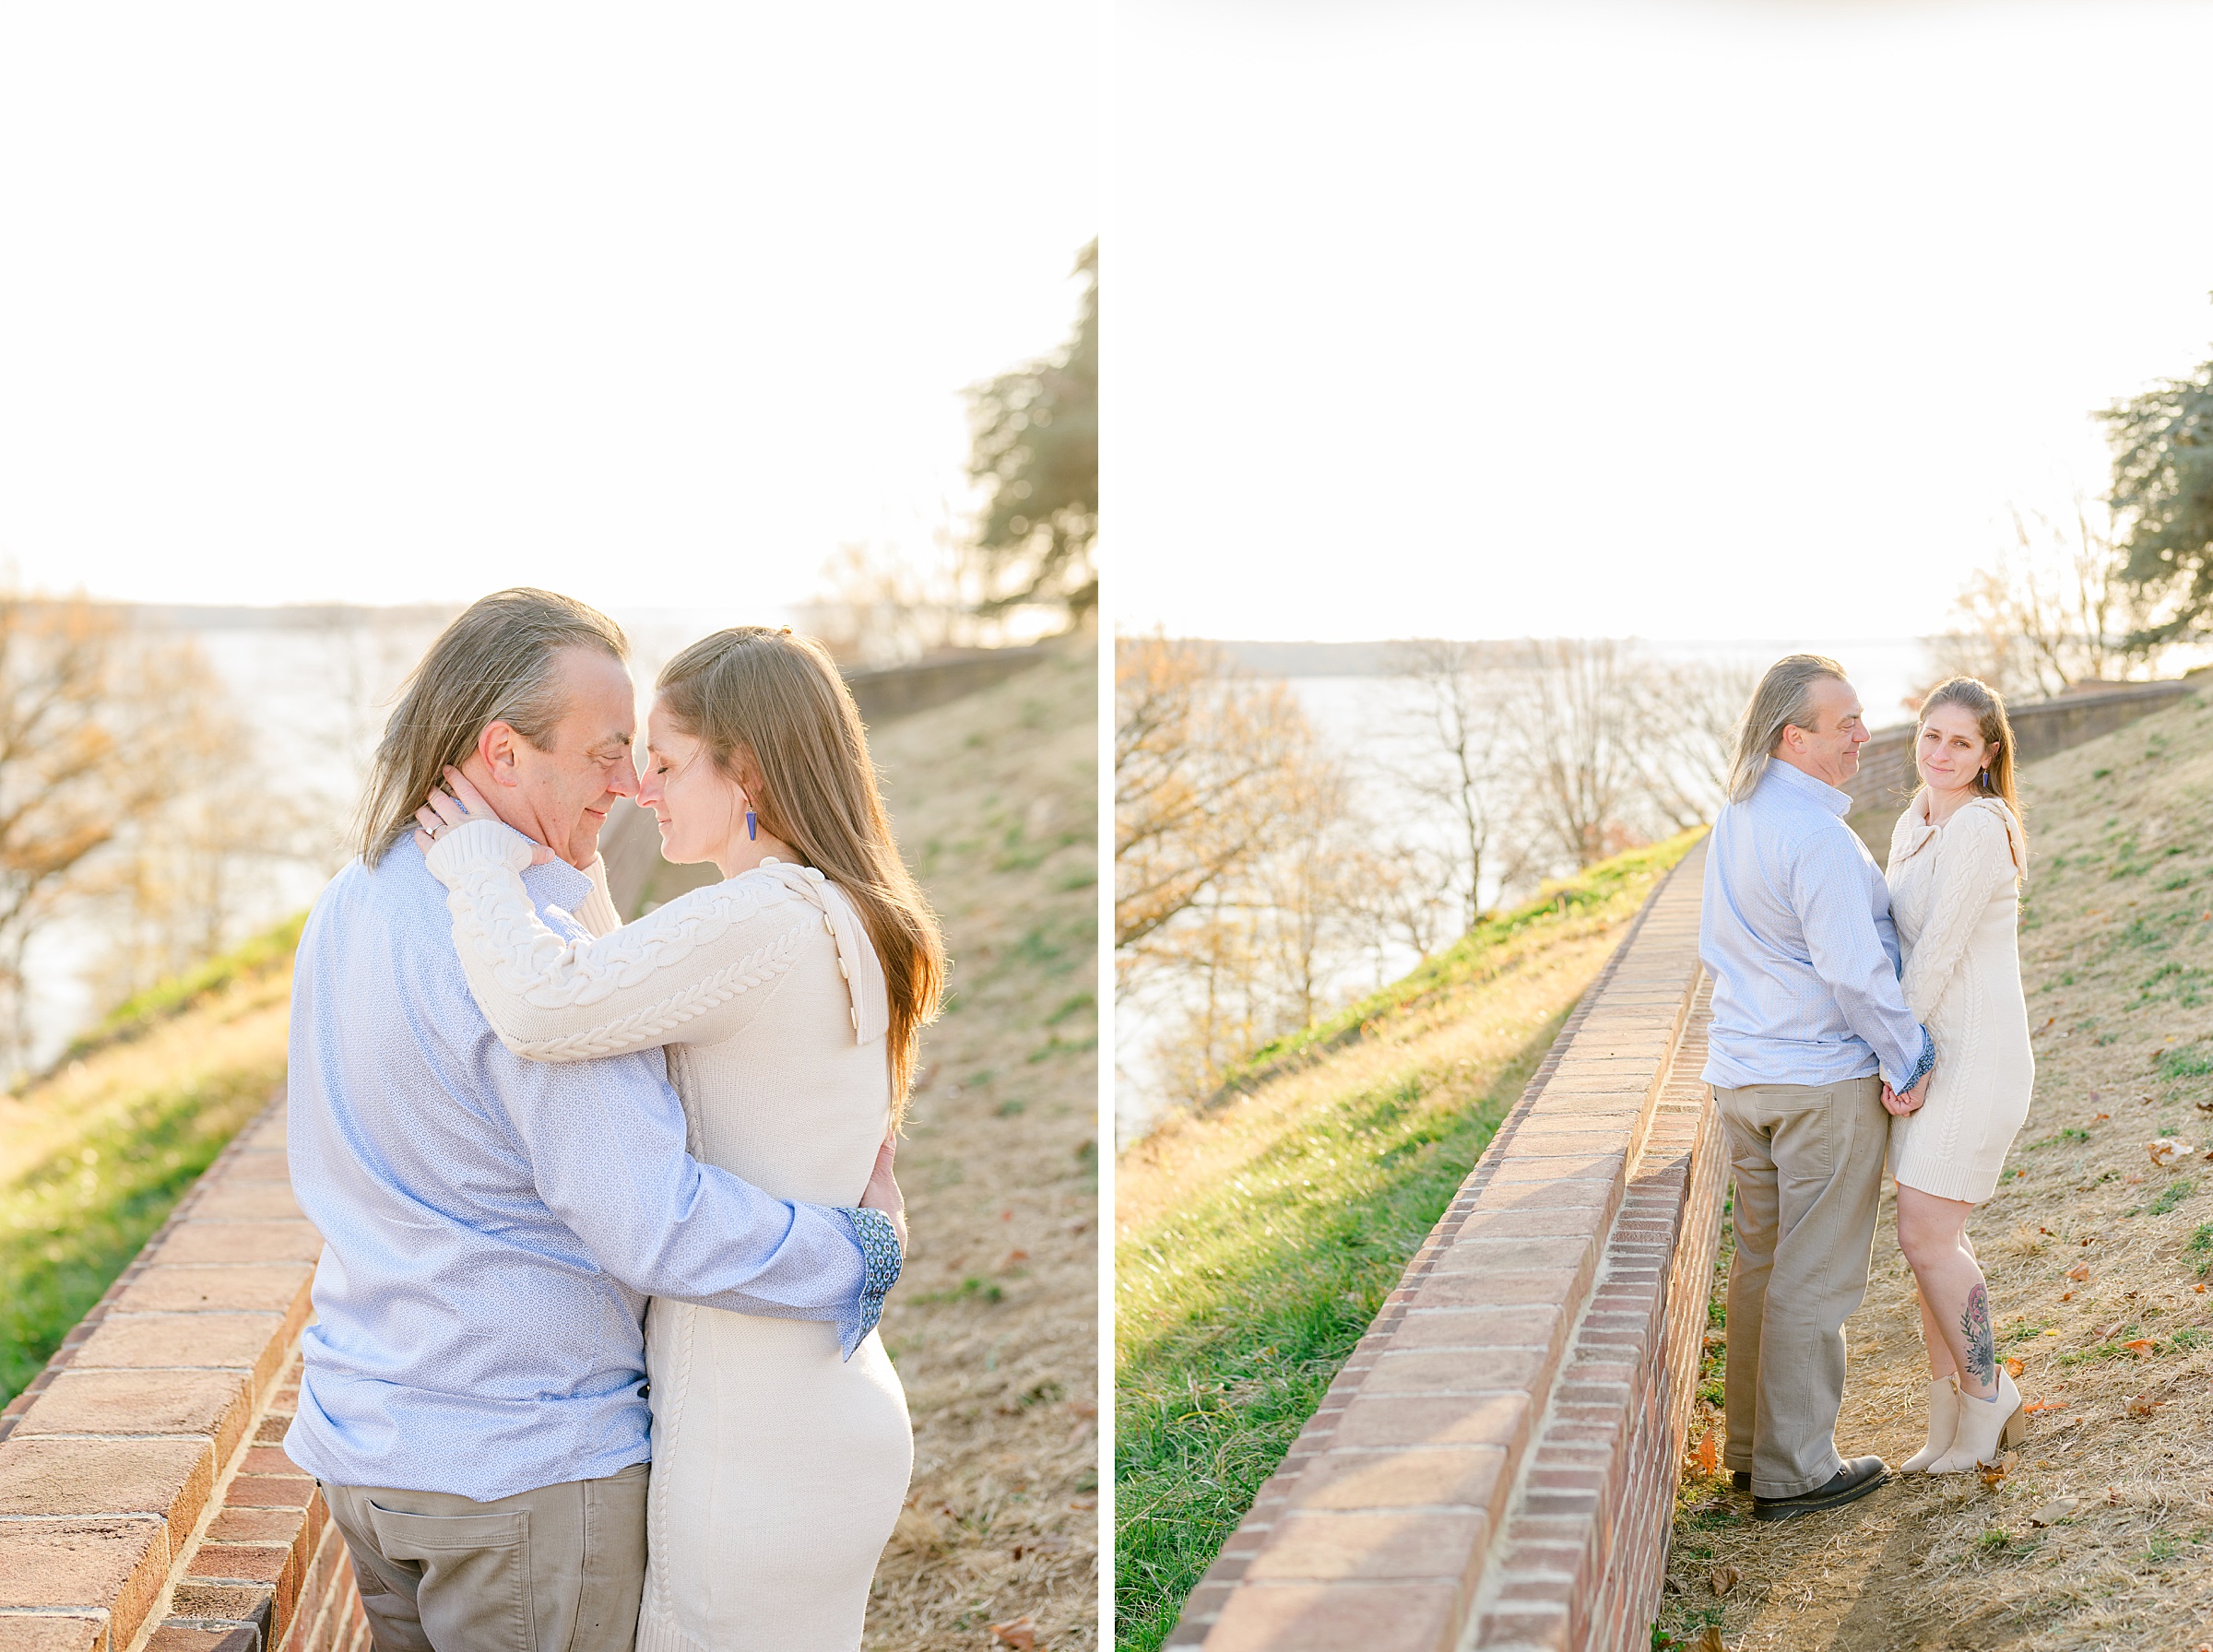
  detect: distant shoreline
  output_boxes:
[1189,637,1932,678]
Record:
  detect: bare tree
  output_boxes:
[1509,637,1655,871]
[1639,657,1760,832]
[1114,636,1322,958]
[1926,496,2174,702]
[1382,639,1519,931]
[0,596,241,1070]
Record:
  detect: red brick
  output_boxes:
[1247,1509,1488,1585]
[1291,1446,1506,1515]
[189,1542,293,1587]
[1453,1207,1608,1242]
[11,1370,254,1463]
[1438,1234,1593,1273]
[71,1314,286,1386]
[188,1182,305,1222]
[227,1474,316,1510]
[0,1518,169,1643]
[1411,1269,1579,1309]
[0,1619,108,1651]
[0,1435,215,1542]
[1334,1391,1530,1452]
[1391,1309,1556,1351]
[155,1221,324,1266]
[1205,1581,1458,1652]
[208,1505,309,1543]
[1364,1347,1545,1396]
[113,1263,314,1317]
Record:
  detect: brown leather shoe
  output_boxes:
[1731,1470,1751,1492]
[1752,1457,1888,1522]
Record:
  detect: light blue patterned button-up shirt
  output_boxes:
[1699,758,1935,1094]
[283,840,898,1502]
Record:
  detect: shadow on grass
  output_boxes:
[1114,1012,1569,1652]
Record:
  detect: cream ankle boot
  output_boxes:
[1929,1369,2025,1472]
[1900,1374,1960,1472]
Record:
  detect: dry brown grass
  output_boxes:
[863,639,1100,1652]
[1660,686,2213,1652]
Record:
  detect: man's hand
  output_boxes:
[860,1131,907,1257]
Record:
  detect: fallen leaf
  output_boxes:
[2100,1320,2126,1339]
[2039,1225,2053,1235]
[1663,1572,1688,1595]
[989,1616,1037,1651]
[1709,1564,1740,1598]
[2022,1398,2069,1414]
[2028,1497,2080,1527]
[2004,1356,2027,1377]
[2198,1098,2213,1114]
[2198,1283,2207,1293]
[2124,1339,2157,1354]
[2067,1263,2091,1281]
[2059,1290,2074,1302]
[2126,1395,2166,1418]
[2107,1486,2124,1505]
[1980,1454,2012,1488]
[1697,1628,1726,1652]
[1696,1430,1719,1478]
[2094,1112,2111,1122]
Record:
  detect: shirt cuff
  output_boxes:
[833,1206,903,1360]
[1894,1027,1935,1094]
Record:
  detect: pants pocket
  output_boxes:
[366,1502,534,1652]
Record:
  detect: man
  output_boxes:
[284,589,905,1651]
[1700,653,1933,1523]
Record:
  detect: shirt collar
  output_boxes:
[1759,755,1852,818]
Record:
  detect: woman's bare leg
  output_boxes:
[1896,1185,1997,1400]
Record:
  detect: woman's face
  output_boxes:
[1917,701,1995,796]
[636,702,745,866]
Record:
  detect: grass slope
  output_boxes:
[1659,685,2213,1652]
[2,917,298,1404]
[863,640,1101,1652]
[1115,831,1701,1652]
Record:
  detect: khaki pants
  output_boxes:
[1714,1078,1888,1499]
[322,1463,648,1652]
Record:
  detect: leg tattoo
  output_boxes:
[1959,1280,1995,1386]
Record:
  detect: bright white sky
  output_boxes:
[0,6,1095,617]
[1113,0,2213,643]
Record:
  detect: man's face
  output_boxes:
[467,647,639,868]
[1780,676,1869,788]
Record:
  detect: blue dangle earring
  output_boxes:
[746,801,758,841]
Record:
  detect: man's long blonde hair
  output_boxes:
[657,628,946,1114]
[1725,653,1849,803]
[356,589,628,867]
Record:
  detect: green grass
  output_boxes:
[3,916,302,1406]
[1114,1032,1556,1652]
[1113,832,1699,1652]
[63,910,305,1063]
[1223,830,1703,1087]
[2150,1179,2195,1216]
[3,1059,281,1405]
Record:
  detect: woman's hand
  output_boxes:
[859,1129,908,1258]
[1881,1076,1929,1117]
[413,766,553,864]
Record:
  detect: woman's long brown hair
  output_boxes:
[657,627,946,1117]
[1917,675,2029,877]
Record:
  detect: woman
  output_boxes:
[415,626,944,1650]
[1884,675,2033,1474]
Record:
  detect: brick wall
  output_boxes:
[0,1094,367,1652]
[1164,840,1722,1652]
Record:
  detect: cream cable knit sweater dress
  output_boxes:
[1886,794,2034,1204]
[424,818,910,1652]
